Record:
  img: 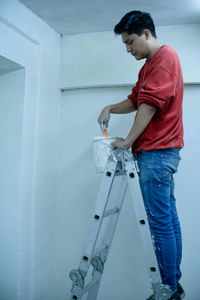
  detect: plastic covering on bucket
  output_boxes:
[92,136,116,173]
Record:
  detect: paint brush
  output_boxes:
[103,129,108,137]
[101,121,108,137]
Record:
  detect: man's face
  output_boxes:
[122,31,150,60]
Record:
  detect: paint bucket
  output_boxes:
[92,136,116,173]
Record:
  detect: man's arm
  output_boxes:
[112,103,157,149]
[98,99,136,129]
[106,99,136,114]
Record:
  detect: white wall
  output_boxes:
[175,84,200,300]
[60,84,200,300]
[60,25,200,300]
[0,1,61,299]
[0,68,25,300]
[60,87,151,300]
[61,24,200,89]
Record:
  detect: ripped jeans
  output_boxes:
[136,148,182,292]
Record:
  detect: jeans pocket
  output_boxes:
[160,154,180,183]
[138,154,163,184]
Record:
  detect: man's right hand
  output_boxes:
[97,99,136,132]
[98,106,111,131]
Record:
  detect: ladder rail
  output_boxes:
[125,160,162,290]
[101,174,128,248]
[79,160,117,273]
[87,173,128,300]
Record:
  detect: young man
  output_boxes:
[98,11,185,300]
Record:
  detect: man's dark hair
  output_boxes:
[114,11,157,38]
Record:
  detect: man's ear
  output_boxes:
[143,29,151,40]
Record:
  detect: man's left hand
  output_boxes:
[111,138,131,149]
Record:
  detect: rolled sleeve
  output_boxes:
[128,86,138,108]
[127,79,140,109]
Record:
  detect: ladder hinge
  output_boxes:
[91,256,104,273]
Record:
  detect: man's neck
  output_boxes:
[147,40,161,60]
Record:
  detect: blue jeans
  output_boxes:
[136,148,182,292]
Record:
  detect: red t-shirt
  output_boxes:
[128,45,184,154]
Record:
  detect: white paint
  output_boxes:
[60,84,200,300]
[60,24,200,300]
[175,84,200,300]
[61,24,200,88]
[0,68,25,300]
[0,1,61,299]
[92,136,116,172]
[0,17,39,300]
[60,87,151,299]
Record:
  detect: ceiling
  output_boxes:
[19,0,200,35]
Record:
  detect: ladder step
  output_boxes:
[103,207,119,218]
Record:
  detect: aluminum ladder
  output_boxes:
[69,149,172,300]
